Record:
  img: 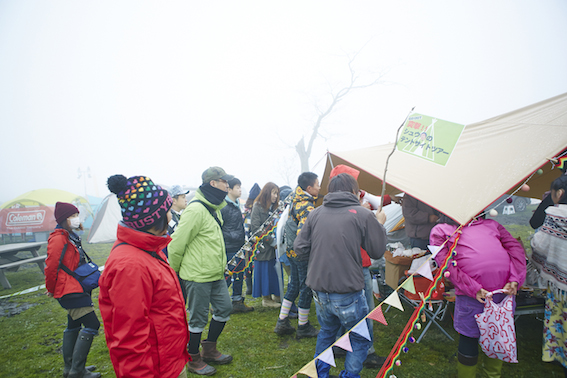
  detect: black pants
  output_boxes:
[67,311,100,333]
[458,335,479,366]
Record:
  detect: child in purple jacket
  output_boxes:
[431,214,526,378]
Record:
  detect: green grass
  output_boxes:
[0,220,564,378]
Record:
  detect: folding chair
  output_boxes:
[401,271,454,343]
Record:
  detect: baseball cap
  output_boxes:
[202,166,234,184]
[169,185,190,197]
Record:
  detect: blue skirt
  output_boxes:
[252,259,280,298]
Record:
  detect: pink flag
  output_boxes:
[333,333,353,352]
[368,306,388,326]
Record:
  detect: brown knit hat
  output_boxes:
[54,202,79,225]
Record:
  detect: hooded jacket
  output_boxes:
[98,223,189,378]
[221,196,245,254]
[402,194,438,241]
[168,189,227,282]
[286,185,317,258]
[431,218,526,298]
[45,228,85,298]
[294,191,387,293]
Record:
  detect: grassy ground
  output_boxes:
[0,210,564,378]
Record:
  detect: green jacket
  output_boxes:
[168,189,227,283]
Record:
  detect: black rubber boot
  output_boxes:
[62,329,97,378]
[68,331,101,378]
[274,317,296,335]
[245,274,253,295]
[296,321,319,339]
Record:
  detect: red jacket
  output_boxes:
[99,224,190,378]
[45,228,84,297]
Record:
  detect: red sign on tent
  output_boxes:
[0,206,56,234]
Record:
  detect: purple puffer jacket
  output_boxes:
[431,218,526,299]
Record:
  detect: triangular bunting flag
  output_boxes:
[298,360,318,378]
[368,306,388,325]
[333,334,353,352]
[317,348,336,367]
[415,259,433,281]
[401,276,416,294]
[383,291,404,311]
[352,320,371,341]
[428,245,441,258]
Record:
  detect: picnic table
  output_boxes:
[0,242,48,289]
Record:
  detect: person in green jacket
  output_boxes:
[169,166,235,376]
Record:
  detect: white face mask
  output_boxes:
[69,217,81,229]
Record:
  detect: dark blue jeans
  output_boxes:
[226,252,245,301]
[314,290,370,378]
[284,255,312,309]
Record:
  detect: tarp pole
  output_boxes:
[380,107,414,210]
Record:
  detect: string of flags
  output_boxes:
[224,193,293,281]
[290,226,463,378]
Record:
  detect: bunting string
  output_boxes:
[376,226,462,378]
[291,225,463,378]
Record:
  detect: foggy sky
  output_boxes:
[1,1,566,204]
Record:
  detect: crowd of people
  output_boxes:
[42,164,567,378]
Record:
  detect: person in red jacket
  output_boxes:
[99,175,190,378]
[45,202,101,378]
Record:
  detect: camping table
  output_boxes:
[0,242,47,289]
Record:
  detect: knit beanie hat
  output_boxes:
[54,202,79,225]
[107,174,172,230]
[248,183,261,201]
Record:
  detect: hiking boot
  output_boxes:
[363,353,387,368]
[296,321,319,339]
[231,299,254,314]
[274,317,296,335]
[262,296,281,308]
[271,295,281,303]
[200,341,233,365]
[188,353,216,375]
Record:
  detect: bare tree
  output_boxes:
[295,51,387,172]
[275,154,300,187]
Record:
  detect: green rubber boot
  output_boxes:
[482,356,503,378]
[457,361,477,378]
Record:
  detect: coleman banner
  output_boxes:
[0,206,56,234]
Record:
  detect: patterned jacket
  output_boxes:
[286,186,317,258]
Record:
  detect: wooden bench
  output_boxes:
[0,255,47,290]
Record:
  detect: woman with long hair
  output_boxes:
[98,175,189,378]
[250,182,281,307]
[45,202,101,378]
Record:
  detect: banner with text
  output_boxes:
[397,113,465,166]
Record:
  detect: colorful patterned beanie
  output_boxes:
[107,174,172,230]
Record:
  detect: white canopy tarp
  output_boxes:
[321,92,567,225]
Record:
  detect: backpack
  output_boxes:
[283,213,299,252]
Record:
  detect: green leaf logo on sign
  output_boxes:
[397,113,465,166]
